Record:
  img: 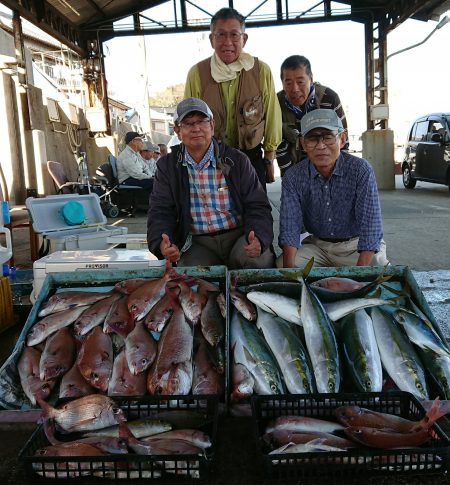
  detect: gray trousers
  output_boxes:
[180,227,274,269]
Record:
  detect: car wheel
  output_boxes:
[402,164,416,189]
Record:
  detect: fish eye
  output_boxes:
[328,381,335,391]
[354,429,362,435]
[416,382,423,390]
[141,358,148,365]
[91,372,99,380]
[365,380,372,389]
[270,383,278,392]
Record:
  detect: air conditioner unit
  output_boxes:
[85,107,107,132]
[68,102,79,125]
[46,98,60,122]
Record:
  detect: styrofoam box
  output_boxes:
[26,193,128,253]
[31,249,165,302]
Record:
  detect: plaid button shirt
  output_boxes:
[184,144,241,234]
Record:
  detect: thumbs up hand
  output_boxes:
[160,233,180,263]
[244,230,262,258]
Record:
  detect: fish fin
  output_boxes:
[380,284,410,299]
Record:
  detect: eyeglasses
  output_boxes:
[180,119,211,130]
[212,30,244,42]
[303,132,343,149]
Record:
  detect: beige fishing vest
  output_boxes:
[197,57,264,150]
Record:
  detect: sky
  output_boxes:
[103,3,450,143]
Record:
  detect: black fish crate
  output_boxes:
[19,394,218,480]
[251,392,450,480]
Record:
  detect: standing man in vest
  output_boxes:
[276,55,348,176]
[184,7,282,190]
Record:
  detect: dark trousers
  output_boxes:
[121,177,153,192]
[240,144,266,191]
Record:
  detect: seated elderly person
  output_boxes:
[277,109,388,268]
[147,97,274,269]
[140,141,159,182]
[116,132,153,190]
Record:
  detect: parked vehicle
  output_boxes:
[402,113,450,190]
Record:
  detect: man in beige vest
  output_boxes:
[184,7,282,190]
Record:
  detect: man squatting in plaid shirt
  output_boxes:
[147,97,274,269]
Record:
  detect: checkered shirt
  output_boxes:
[184,144,241,234]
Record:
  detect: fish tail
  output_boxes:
[428,398,450,423]
[279,257,314,280]
[119,422,135,439]
[36,396,54,419]
[415,398,448,431]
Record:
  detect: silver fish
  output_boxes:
[300,278,341,393]
[83,417,172,439]
[393,308,450,357]
[247,291,302,326]
[324,297,391,322]
[256,310,314,394]
[340,309,383,392]
[370,306,429,400]
[231,311,284,395]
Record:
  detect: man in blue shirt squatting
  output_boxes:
[147,97,274,269]
[277,108,389,268]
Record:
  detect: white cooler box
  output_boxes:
[31,249,165,301]
[26,194,129,252]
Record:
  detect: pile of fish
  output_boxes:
[24,394,214,479]
[16,265,225,407]
[230,271,450,401]
[261,399,450,470]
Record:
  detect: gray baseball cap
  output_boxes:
[174,97,213,124]
[301,109,343,136]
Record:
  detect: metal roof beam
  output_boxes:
[1,0,86,55]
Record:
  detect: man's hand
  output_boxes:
[356,250,375,266]
[160,233,180,263]
[244,230,262,258]
[265,163,275,184]
[282,246,298,268]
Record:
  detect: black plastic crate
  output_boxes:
[19,394,218,480]
[251,392,450,480]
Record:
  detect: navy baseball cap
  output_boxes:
[124,131,144,144]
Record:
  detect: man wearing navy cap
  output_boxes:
[147,97,274,269]
[278,109,388,268]
[116,131,153,190]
